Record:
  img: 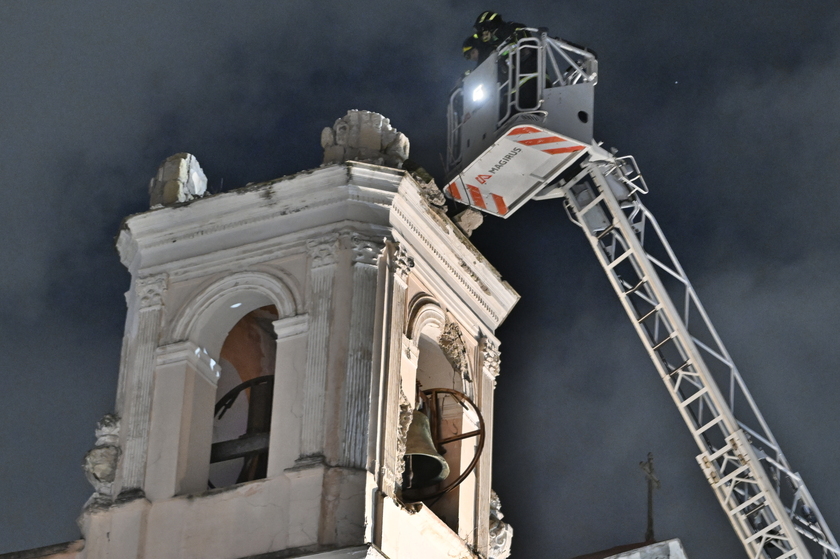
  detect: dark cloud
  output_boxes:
[2,1,839,558]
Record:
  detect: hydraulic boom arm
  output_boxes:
[444,31,839,559]
[562,153,839,559]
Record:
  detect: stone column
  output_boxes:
[339,235,383,469]
[119,274,167,496]
[300,235,339,459]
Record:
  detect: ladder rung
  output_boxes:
[607,249,634,271]
[695,414,724,436]
[707,443,736,463]
[730,491,767,515]
[596,223,616,240]
[577,193,605,217]
[679,387,709,409]
[651,332,676,351]
[715,464,751,488]
[637,306,660,324]
[744,520,782,544]
[622,277,645,294]
[668,360,690,376]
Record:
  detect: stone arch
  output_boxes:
[406,295,445,343]
[168,271,301,358]
[406,296,473,398]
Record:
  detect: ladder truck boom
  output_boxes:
[445,31,839,559]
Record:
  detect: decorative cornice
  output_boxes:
[391,203,500,323]
[124,168,396,254]
[459,258,491,295]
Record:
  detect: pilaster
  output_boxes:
[144,340,220,500]
[476,335,501,556]
[380,242,413,497]
[301,235,340,458]
[119,273,167,495]
[340,235,383,468]
[268,314,310,475]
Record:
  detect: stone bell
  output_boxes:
[402,410,450,491]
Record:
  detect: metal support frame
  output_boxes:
[560,157,840,559]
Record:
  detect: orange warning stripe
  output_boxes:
[492,193,508,215]
[516,136,563,146]
[466,184,486,209]
[447,181,463,201]
[543,145,585,154]
[507,125,542,136]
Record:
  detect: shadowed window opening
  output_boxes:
[406,331,480,534]
[208,305,278,488]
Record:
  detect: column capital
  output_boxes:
[273,314,309,339]
[136,273,168,309]
[306,233,340,268]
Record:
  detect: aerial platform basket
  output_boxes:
[445,31,598,217]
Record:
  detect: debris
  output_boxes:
[453,208,484,237]
[149,153,207,207]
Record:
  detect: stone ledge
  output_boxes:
[0,540,84,559]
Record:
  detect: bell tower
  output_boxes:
[76,111,519,559]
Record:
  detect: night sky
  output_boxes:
[2,2,839,558]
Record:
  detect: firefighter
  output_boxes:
[462,34,483,63]
[465,11,539,112]
[473,11,529,51]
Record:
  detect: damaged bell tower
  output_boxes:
[66,110,518,559]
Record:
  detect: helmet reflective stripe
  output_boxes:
[475,11,502,29]
[478,11,498,23]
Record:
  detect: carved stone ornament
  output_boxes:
[392,390,414,493]
[82,414,121,508]
[488,490,514,559]
[321,110,409,169]
[136,274,167,308]
[439,319,470,381]
[306,234,340,268]
[350,233,383,266]
[393,243,414,281]
[481,336,501,382]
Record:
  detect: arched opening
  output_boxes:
[209,305,279,488]
[405,317,481,535]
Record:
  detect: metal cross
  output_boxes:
[640,452,661,542]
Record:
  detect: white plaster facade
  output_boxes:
[40,156,519,559]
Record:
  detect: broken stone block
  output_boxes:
[321,110,410,168]
[83,413,121,504]
[453,208,484,237]
[149,153,207,207]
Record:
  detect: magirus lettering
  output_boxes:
[488,147,522,173]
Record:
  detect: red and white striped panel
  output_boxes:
[445,178,509,216]
[506,125,586,155]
